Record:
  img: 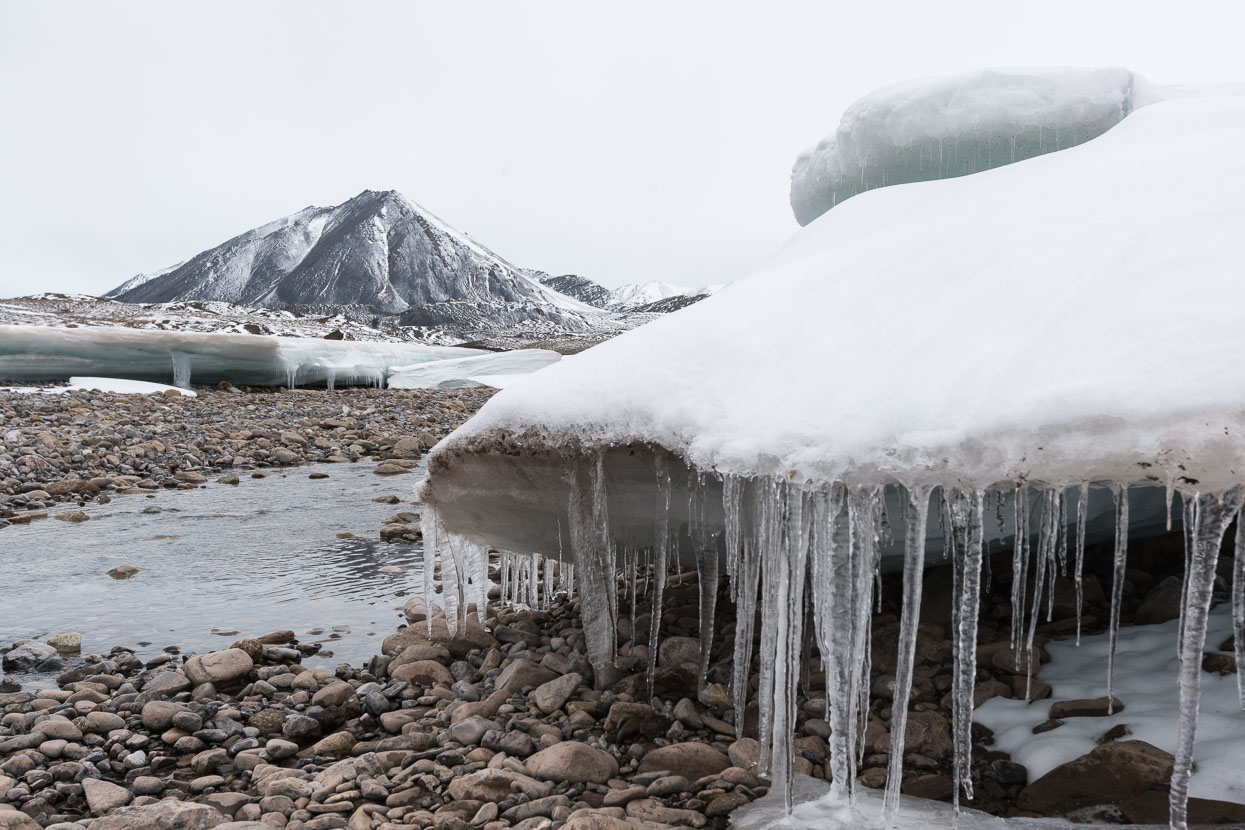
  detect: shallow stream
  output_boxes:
[0,462,425,683]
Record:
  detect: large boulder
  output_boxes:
[1017,740,1174,815]
[2,640,61,672]
[86,799,226,829]
[183,648,253,687]
[525,742,619,784]
[637,742,731,781]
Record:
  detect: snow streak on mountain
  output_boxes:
[537,274,722,312]
[106,190,600,331]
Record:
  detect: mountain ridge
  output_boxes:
[106,190,600,331]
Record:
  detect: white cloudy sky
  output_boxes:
[2,1,1243,297]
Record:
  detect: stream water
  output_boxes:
[0,462,425,684]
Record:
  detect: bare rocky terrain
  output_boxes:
[0,386,494,526]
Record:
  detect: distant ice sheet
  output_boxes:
[0,325,485,389]
[387,349,562,389]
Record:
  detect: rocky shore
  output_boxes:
[3,531,1242,829]
[0,386,494,527]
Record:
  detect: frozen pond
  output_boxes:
[0,462,426,684]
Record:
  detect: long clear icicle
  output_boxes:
[1106,483,1129,713]
[648,456,671,699]
[1075,483,1089,645]
[1025,490,1057,700]
[882,485,931,824]
[724,477,761,731]
[1010,485,1029,663]
[1169,488,1245,830]
[567,454,616,681]
[949,489,984,812]
[422,508,440,637]
[691,475,720,689]
[1235,510,1245,710]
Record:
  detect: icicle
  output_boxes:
[692,478,720,688]
[1010,485,1029,665]
[1169,488,1245,830]
[882,485,931,824]
[1236,510,1245,710]
[1025,490,1057,700]
[649,456,671,698]
[543,555,555,607]
[1179,495,1197,654]
[421,508,440,636]
[1106,483,1129,713]
[171,351,191,389]
[726,477,761,733]
[1075,483,1088,645]
[754,479,811,808]
[949,489,984,813]
[567,454,616,681]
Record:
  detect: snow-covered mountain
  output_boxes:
[106,190,601,332]
[537,275,723,311]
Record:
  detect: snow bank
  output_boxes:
[0,325,485,389]
[430,96,1245,496]
[420,86,1245,828]
[388,349,562,389]
[787,67,1245,225]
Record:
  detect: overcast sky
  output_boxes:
[2,1,1243,297]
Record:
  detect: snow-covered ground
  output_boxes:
[976,605,1245,804]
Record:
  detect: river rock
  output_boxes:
[107,565,139,579]
[86,799,227,829]
[525,742,619,784]
[1017,740,1174,814]
[637,742,730,780]
[2,640,61,671]
[448,769,544,802]
[46,631,82,652]
[1049,696,1124,718]
[531,672,581,714]
[0,811,43,830]
[81,778,134,812]
[372,462,409,476]
[184,648,253,687]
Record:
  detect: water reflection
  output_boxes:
[0,462,426,679]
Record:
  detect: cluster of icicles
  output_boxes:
[421,455,1245,830]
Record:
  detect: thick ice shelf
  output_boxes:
[428,97,1245,502]
[0,325,486,388]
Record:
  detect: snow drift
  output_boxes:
[419,77,1245,830]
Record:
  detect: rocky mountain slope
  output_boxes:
[106,190,601,333]
[537,275,721,312]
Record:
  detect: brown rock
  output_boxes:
[1017,740,1173,815]
[1049,696,1124,719]
[1119,790,1245,825]
[391,660,453,687]
[525,742,619,784]
[638,742,731,781]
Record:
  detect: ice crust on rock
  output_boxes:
[0,325,486,389]
[419,88,1245,828]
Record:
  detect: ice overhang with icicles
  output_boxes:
[0,325,491,389]
[416,68,1245,829]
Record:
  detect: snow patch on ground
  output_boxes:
[0,377,197,396]
[975,605,1245,804]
